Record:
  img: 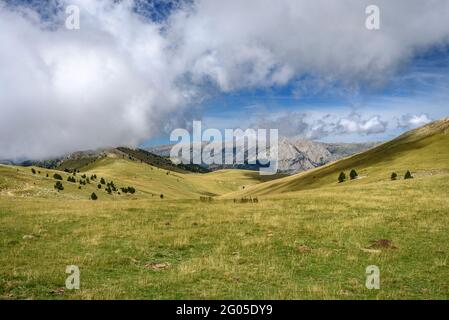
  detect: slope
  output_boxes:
[231,117,449,197]
[0,155,283,200]
[81,155,284,198]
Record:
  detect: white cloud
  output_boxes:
[253,112,389,139]
[337,114,388,135]
[397,113,433,129]
[1,0,449,159]
[169,0,449,91]
[0,0,188,159]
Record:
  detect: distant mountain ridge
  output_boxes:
[147,139,379,174]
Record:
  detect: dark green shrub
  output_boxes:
[54,181,64,191]
[349,169,358,180]
[120,186,135,194]
[53,173,63,180]
[91,192,98,200]
[391,172,398,180]
[338,172,346,183]
[31,168,36,174]
[404,170,413,180]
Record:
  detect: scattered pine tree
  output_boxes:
[91,192,98,200]
[31,168,36,174]
[391,172,398,180]
[120,186,136,194]
[100,177,106,185]
[53,173,63,180]
[54,181,64,191]
[404,170,413,180]
[338,172,346,183]
[349,169,358,180]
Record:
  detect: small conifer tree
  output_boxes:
[54,181,64,191]
[404,170,413,180]
[349,169,358,180]
[338,172,346,183]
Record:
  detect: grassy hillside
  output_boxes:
[0,155,282,201]
[117,147,210,174]
[0,165,102,200]
[232,117,449,197]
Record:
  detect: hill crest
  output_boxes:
[227,117,449,198]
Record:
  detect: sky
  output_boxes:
[0,0,449,159]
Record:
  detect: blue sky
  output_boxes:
[145,45,449,146]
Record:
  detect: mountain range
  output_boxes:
[146,138,379,174]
